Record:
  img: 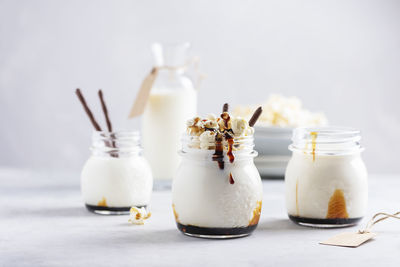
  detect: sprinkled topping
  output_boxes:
[186,104,262,169]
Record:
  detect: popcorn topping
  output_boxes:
[185,105,262,170]
[128,206,151,225]
[233,94,328,128]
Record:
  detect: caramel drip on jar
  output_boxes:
[229,173,235,184]
[249,201,262,226]
[97,197,107,207]
[172,204,180,222]
[212,133,224,169]
[310,131,318,162]
[326,189,349,219]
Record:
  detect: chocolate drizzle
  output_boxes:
[212,133,224,169]
[211,104,241,169]
[229,173,235,184]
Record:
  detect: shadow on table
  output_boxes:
[11,206,92,218]
[84,228,201,245]
[257,218,359,232]
[257,218,313,232]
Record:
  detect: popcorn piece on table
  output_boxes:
[128,206,151,225]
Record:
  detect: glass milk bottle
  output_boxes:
[142,43,197,182]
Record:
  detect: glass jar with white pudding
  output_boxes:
[285,127,368,227]
[172,111,263,238]
[81,131,153,215]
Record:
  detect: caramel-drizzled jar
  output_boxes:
[285,127,368,227]
[172,133,263,238]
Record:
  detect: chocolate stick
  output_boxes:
[75,88,102,131]
[98,89,118,158]
[249,106,263,127]
[223,103,229,113]
[98,90,113,132]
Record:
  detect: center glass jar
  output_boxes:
[285,127,368,227]
[172,134,263,238]
[81,131,153,215]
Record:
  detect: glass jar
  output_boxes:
[285,127,368,227]
[81,131,153,215]
[172,134,263,238]
[142,42,197,183]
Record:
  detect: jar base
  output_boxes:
[85,204,147,215]
[288,215,362,228]
[176,223,257,239]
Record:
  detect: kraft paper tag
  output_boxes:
[320,232,376,248]
[128,67,159,118]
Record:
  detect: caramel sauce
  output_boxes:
[172,204,180,222]
[225,132,235,163]
[212,133,224,169]
[310,131,318,162]
[229,173,235,184]
[97,197,107,207]
[326,189,349,219]
[295,179,299,216]
[211,109,237,169]
[249,201,262,226]
[221,112,230,129]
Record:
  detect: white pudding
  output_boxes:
[80,131,153,214]
[172,150,262,228]
[81,156,153,207]
[285,152,367,219]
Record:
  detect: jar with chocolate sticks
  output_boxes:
[76,89,153,215]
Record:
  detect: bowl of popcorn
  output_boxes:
[233,94,328,178]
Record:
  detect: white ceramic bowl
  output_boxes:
[253,126,293,178]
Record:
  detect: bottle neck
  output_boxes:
[90,131,142,158]
[152,42,190,67]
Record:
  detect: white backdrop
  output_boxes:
[1,0,399,173]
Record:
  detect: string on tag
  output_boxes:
[128,57,206,118]
[358,211,400,234]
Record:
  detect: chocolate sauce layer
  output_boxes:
[177,223,258,237]
[85,204,147,213]
[289,215,362,226]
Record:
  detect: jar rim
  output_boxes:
[92,130,140,138]
[292,126,360,141]
[290,126,363,155]
[181,132,255,149]
[91,130,141,157]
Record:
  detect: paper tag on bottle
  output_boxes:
[320,232,376,248]
[128,67,159,118]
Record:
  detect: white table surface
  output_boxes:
[1,168,399,267]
